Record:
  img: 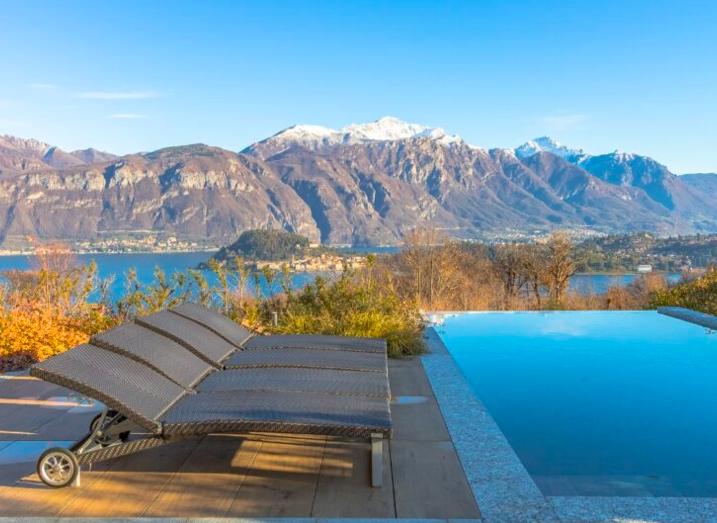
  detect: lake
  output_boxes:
[0,252,319,298]
[0,252,680,298]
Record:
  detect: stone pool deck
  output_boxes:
[0,355,480,520]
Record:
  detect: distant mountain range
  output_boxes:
[0,117,716,246]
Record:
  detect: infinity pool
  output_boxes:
[436,311,717,497]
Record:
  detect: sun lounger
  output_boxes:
[134,310,236,366]
[169,302,387,353]
[136,309,387,373]
[92,322,390,397]
[30,342,392,489]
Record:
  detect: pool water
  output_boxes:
[436,311,717,497]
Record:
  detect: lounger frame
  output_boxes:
[62,405,385,488]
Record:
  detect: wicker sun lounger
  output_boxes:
[91,322,391,397]
[30,343,392,489]
[136,310,387,373]
[170,302,387,353]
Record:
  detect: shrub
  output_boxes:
[0,248,424,371]
[275,260,425,358]
[648,267,717,314]
[0,245,116,372]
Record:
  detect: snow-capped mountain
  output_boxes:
[244,116,464,159]
[514,136,586,161]
[2,119,717,246]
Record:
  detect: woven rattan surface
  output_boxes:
[30,344,186,431]
[196,367,390,397]
[170,302,252,347]
[77,437,169,464]
[223,347,387,372]
[91,322,213,389]
[161,389,392,438]
[135,310,237,365]
[245,334,387,353]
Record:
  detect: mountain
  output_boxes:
[0,135,118,172]
[514,136,587,162]
[42,146,86,168]
[244,116,466,160]
[0,135,54,172]
[70,148,119,164]
[0,119,716,247]
[681,173,717,193]
[0,143,319,245]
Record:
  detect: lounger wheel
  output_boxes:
[90,413,129,445]
[37,447,79,488]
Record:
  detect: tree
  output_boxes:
[520,243,547,308]
[392,227,468,310]
[492,244,529,309]
[541,232,576,306]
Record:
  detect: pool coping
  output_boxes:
[420,322,717,523]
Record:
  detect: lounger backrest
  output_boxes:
[91,323,214,389]
[135,310,237,366]
[169,303,252,347]
[30,344,186,432]
[244,334,387,353]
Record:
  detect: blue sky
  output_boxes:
[0,0,715,173]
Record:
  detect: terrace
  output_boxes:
[0,351,480,520]
[1,307,716,523]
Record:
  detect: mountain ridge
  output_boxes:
[1,117,716,246]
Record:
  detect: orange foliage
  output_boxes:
[0,241,117,372]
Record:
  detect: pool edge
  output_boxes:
[658,306,717,330]
[420,327,558,523]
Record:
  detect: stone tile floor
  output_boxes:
[0,358,480,520]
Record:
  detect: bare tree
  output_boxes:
[521,243,547,308]
[492,244,529,309]
[541,232,576,306]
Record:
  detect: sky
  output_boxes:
[0,0,715,173]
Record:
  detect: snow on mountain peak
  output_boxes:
[611,149,636,162]
[269,117,463,147]
[514,136,584,160]
[341,116,432,141]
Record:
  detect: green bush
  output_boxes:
[275,265,425,358]
[648,268,717,315]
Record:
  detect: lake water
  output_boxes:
[0,252,319,298]
[0,252,680,298]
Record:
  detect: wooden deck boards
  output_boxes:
[0,357,481,519]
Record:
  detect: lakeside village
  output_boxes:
[0,234,218,256]
[2,228,717,274]
[253,252,367,272]
[0,227,607,257]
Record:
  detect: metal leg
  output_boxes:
[72,467,81,488]
[371,433,383,488]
